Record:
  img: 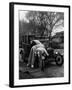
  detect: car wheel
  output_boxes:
[55,55,64,66]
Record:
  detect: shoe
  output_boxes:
[31,65,34,68]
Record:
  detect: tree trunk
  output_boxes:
[48,28,53,47]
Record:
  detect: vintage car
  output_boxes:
[19,35,49,63]
[19,35,64,71]
[34,47,64,71]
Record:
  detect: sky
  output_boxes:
[52,25,64,36]
[19,11,29,22]
[19,11,64,36]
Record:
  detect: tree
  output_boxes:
[26,11,64,40]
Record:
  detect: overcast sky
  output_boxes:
[19,11,29,22]
[19,11,64,36]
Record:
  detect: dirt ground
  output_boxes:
[19,61,64,79]
[19,49,64,79]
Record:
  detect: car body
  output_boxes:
[34,47,64,71]
[19,35,64,71]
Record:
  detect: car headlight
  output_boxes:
[55,52,58,54]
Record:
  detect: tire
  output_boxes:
[55,55,64,66]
